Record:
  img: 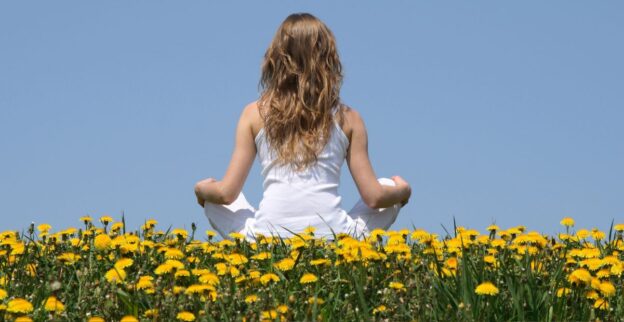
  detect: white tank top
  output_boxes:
[249,106,352,239]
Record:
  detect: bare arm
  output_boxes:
[194,103,258,205]
[345,109,411,209]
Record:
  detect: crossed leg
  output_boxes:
[203,192,255,239]
[203,177,402,241]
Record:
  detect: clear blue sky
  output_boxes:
[1,1,622,239]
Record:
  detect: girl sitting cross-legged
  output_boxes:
[194,12,411,242]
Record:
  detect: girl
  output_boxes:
[194,13,411,242]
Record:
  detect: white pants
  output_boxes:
[203,177,401,241]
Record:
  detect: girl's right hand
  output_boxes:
[391,175,411,207]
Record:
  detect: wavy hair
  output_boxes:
[258,13,344,172]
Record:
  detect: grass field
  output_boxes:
[1,216,623,321]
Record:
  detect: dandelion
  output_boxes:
[136,276,155,290]
[389,282,405,291]
[276,305,288,314]
[568,268,592,285]
[556,287,571,297]
[475,282,499,296]
[14,317,33,322]
[594,298,609,310]
[251,252,272,260]
[228,232,245,241]
[560,217,575,227]
[88,318,106,322]
[307,297,325,305]
[245,294,259,303]
[274,258,295,271]
[373,305,387,314]
[599,281,616,297]
[37,223,52,233]
[94,234,112,250]
[261,310,278,320]
[206,230,217,239]
[260,273,280,285]
[105,268,126,284]
[99,216,114,225]
[310,258,330,266]
[300,273,318,284]
[43,295,65,312]
[7,298,34,313]
[114,258,134,270]
[0,288,7,300]
[120,316,139,322]
[176,311,196,321]
[144,309,159,318]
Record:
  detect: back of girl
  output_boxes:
[194,13,411,242]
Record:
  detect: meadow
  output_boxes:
[0,216,623,321]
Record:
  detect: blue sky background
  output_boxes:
[1,1,622,239]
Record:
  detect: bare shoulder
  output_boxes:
[241,100,264,137]
[337,104,366,140]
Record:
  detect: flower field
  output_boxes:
[1,216,623,321]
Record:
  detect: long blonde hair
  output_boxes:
[258,13,344,172]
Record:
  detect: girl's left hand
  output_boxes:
[195,178,217,207]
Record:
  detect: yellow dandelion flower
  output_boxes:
[175,269,191,278]
[7,298,34,313]
[228,232,245,240]
[88,317,106,322]
[120,316,139,322]
[245,294,259,303]
[172,228,188,239]
[307,297,325,305]
[111,222,124,232]
[136,276,154,290]
[164,248,185,259]
[205,230,217,238]
[57,252,81,265]
[304,226,317,234]
[276,304,288,314]
[176,311,196,321]
[199,273,220,286]
[560,217,575,227]
[300,273,318,284]
[99,216,114,225]
[310,258,330,266]
[614,224,624,232]
[389,282,405,291]
[260,273,280,285]
[576,229,590,239]
[37,223,52,232]
[599,281,616,297]
[274,258,295,271]
[373,305,387,314]
[568,268,592,285]
[43,295,65,312]
[261,310,278,320]
[94,234,112,250]
[475,282,499,296]
[594,298,609,310]
[556,287,571,297]
[591,228,605,241]
[251,252,272,260]
[225,253,248,265]
[0,288,7,300]
[105,268,126,284]
[14,317,33,322]
[143,309,159,318]
[486,224,499,232]
[114,258,134,270]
